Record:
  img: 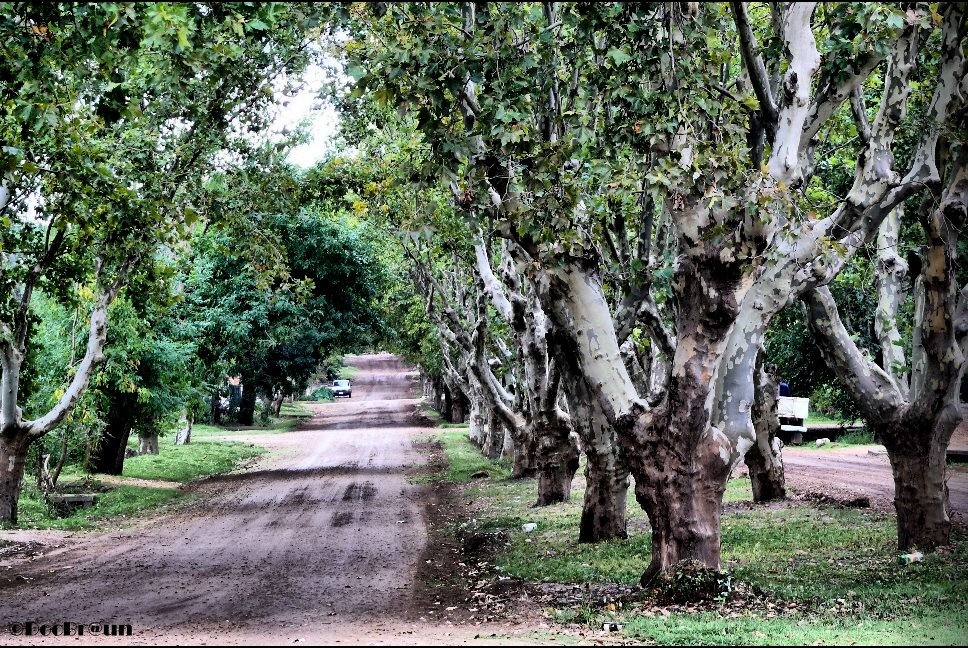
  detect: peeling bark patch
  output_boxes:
[342,481,377,502]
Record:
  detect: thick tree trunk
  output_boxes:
[878,417,954,551]
[566,372,629,542]
[138,432,159,455]
[533,423,580,506]
[451,395,466,426]
[0,433,30,524]
[746,351,786,502]
[88,394,135,475]
[579,437,629,542]
[429,376,445,416]
[467,392,486,447]
[510,430,538,478]
[744,436,786,502]
[803,285,960,552]
[175,414,193,445]
[630,418,731,586]
[537,261,738,578]
[481,410,504,460]
[238,384,257,426]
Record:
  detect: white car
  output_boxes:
[332,379,352,398]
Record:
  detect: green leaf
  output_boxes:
[607,48,631,66]
[885,12,904,29]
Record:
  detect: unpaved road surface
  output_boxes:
[777,443,967,525]
[0,353,526,645]
[1,352,965,646]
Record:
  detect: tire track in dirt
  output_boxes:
[0,353,448,645]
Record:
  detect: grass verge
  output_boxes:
[339,364,360,380]
[429,429,968,646]
[121,439,264,483]
[11,422,276,532]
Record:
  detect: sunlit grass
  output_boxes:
[121,439,264,483]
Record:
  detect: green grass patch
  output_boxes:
[121,439,265,483]
[280,400,314,418]
[435,429,512,483]
[11,429,269,532]
[433,430,968,645]
[191,415,303,437]
[339,365,360,380]
[805,413,847,425]
[621,609,965,646]
[834,427,876,445]
[15,484,182,531]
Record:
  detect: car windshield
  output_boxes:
[334,380,350,387]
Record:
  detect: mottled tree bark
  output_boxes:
[567,379,629,542]
[0,434,30,523]
[805,284,958,551]
[534,422,580,505]
[510,430,538,478]
[875,208,910,385]
[481,409,505,460]
[878,414,955,551]
[138,432,159,455]
[745,350,786,502]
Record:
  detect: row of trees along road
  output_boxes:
[336,1,968,585]
[0,3,391,522]
[2,1,966,591]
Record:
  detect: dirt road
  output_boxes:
[0,353,509,645]
[1,352,965,646]
[779,444,967,524]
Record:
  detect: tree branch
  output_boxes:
[909,147,968,417]
[767,2,820,184]
[801,286,905,423]
[473,240,514,321]
[874,207,909,397]
[849,85,872,147]
[25,252,137,439]
[729,1,779,143]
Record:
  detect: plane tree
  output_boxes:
[342,1,965,581]
[533,2,965,577]
[340,1,638,540]
[803,131,968,551]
